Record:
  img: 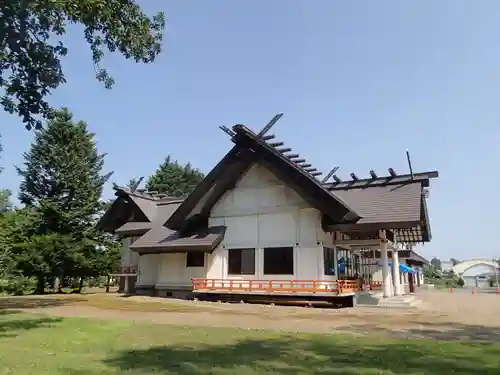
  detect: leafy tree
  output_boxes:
[430,257,441,270]
[16,108,112,292]
[1,0,165,130]
[146,156,205,197]
[422,264,440,281]
[0,208,40,294]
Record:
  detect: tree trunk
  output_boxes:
[35,275,45,294]
[105,275,110,293]
[78,277,84,293]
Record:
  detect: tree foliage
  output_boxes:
[1,0,165,130]
[430,257,441,270]
[0,208,40,294]
[146,156,205,197]
[12,108,115,292]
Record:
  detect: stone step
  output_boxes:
[356,293,422,309]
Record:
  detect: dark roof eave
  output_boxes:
[233,126,361,222]
[326,220,422,232]
[96,198,123,232]
[135,246,216,255]
[130,226,226,253]
[165,147,240,231]
[115,228,151,237]
[421,196,432,242]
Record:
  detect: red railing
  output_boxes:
[191,278,361,294]
[369,281,383,291]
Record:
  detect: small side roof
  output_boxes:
[129,225,226,254]
[97,187,183,236]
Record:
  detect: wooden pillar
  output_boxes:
[118,276,125,293]
[124,275,129,294]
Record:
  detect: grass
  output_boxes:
[0,311,499,374]
[0,293,219,313]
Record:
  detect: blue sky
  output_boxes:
[1,1,499,261]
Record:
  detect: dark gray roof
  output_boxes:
[327,182,431,242]
[129,226,226,254]
[114,200,183,236]
[333,183,422,225]
[97,186,184,236]
[127,195,158,221]
[165,125,360,231]
[115,222,153,236]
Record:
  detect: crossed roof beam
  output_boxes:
[220,113,328,180]
[220,113,438,188]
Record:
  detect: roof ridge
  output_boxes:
[114,186,180,202]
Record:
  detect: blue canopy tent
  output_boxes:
[385,261,414,273]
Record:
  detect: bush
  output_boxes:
[457,278,465,288]
[0,274,36,295]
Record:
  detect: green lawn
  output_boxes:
[0,311,499,374]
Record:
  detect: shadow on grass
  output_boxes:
[104,335,500,374]
[0,310,62,338]
[350,322,500,344]
[0,296,78,310]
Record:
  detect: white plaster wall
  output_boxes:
[137,254,159,286]
[205,164,326,282]
[121,237,139,266]
[155,253,207,288]
[206,245,324,282]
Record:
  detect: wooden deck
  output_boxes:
[191,278,361,296]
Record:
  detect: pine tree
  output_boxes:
[16,108,113,292]
[146,156,205,197]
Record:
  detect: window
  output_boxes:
[336,247,356,278]
[186,252,205,267]
[228,248,255,275]
[264,247,294,275]
[324,247,336,276]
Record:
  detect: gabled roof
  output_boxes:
[98,187,227,253]
[165,125,361,231]
[97,187,183,235]
[97,195,150,234]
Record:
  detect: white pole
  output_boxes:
[495,258,499,287]
[380,231,391,298]
[392,248,402,296]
